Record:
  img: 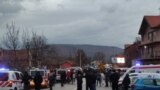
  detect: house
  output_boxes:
[124,42,140,67]
[138,16,160,64]
[60,61,73,69]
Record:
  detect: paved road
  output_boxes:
[40,81,112,90]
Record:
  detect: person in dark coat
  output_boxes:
[48,71,55,90]
[34,72,43,90]
[60,71,66,87]
[96,72,102,86]
[110,69,120,90]
[88,69,97,90]
[22,71,32,90]
[104,70,110,87]
[85,69,90,90]
[76,70,83,90]
[122,74,130,90]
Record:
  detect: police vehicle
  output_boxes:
[0,68,23,90]
[132,74,160,90]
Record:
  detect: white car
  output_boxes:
[56,69,67,81]
[0,69,23,90]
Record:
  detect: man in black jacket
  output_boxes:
[122,74,130,90]
[76,70,83,90]
[60,71,66,87]
[34,72,43,90]
[22,71,32,90]
[110,70,120,90]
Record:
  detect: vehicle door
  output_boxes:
[19,72,24,89]
[0,72,9,88]
[15,72,23,89]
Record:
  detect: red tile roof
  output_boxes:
[139,16,160,34]
[144,16,160,28]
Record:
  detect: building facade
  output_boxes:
[139,16,160,64]
[124,43,140,67]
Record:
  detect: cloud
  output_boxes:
[1,0,160,48]
[0,0,24,14]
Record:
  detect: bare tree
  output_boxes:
[93,52,106,62]
[2,22,20,68]
[134,36,141,44]
[22,29,31,67]
[30,32,47,68]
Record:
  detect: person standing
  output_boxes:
[76,70,83,90]
[48,71,54,90]
[22,71,32,90]
[60,71,66,87]
[66,70,71,83]
[96,71,102,86]
[88,69,97,90]
[104,70,109,87]
[34,72,43,90]
[110,69,120,90]
[122,74,130,90]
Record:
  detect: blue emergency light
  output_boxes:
[0,68,9,71]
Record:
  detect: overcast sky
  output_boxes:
[0,0,160,48]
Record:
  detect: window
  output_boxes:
[155,79,160,86]
[148,32,154,41]
[143,79,154,85]
[15,72,20,80]
[31,71,44,77]
[0,73,9,81]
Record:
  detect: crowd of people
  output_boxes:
[21,68,130,90]
[57,68,130,90]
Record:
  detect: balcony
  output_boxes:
[141,38,160,46]
[141,52,160,60]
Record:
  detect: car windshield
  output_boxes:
[142,79,154,86]
[31,71,44,77]
[0,72,9,81]
[57,71,65,74]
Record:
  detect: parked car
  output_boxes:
[132,76,160,90]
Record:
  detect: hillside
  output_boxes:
[49,44,123,62]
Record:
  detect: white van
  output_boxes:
[56,68,67,81]
[0,69,23,90]
[118,65,160,85]
[29,68,49,88]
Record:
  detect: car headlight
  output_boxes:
[41,81,46,86]
[30,81,35,86]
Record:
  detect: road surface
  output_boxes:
[40,79,112,90]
